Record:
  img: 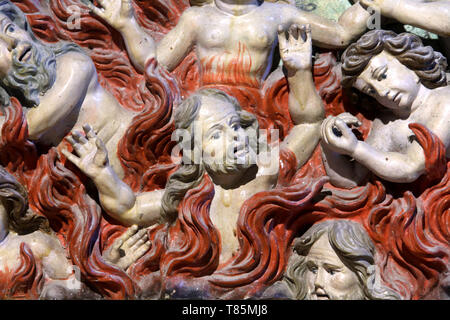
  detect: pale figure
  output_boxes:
[84,0,372,86]
[359,0,450,37]
[0,166,149,299]
[63,24,324,263]
[321,30,449,188]
[0,1,136,178]
[267,220,401,300]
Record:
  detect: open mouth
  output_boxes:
[314,290,330,300]
[18,45,32,62]
[393,92,401,104]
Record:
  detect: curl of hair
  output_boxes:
[342,30,447,89]
[0,166,49,235]
[285,220,401,300]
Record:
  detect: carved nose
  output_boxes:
[0,33,17,51]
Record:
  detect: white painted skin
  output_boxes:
[85,0,371,79]
[321,50,450,188]
[0,13,136,179]
[63,25,324,263]
[304,234,365,300]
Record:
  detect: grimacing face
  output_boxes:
[353,51,422,112]
[304,234,365,300]
[0,13,34,77]
[195,95,256,170]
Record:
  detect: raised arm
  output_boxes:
[278,24,325,169]
[26,52,95,140]
[62,125,164,227]
[84,0,197,72]
[360,0,450,37]
[284,2,371,48]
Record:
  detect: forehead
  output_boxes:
[306,234,345,267]
[353,51,398,89]
[0,12,14,27]
[197,95,238,126]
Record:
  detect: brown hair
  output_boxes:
[341,30,447,89]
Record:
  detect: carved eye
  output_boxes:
[5,24,15,34]
[231,123,240,131]
[211,131,221,140]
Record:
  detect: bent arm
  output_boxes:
[92,167,164,227]
[287,3,370,48]
[26,53,94,140]
[352,140,426,183]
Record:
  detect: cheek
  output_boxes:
[0,46,11,76]
[328,271,360,292]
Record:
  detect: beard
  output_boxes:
[2,40,56,108]
[304,286,365,300]
[203,134,258,176]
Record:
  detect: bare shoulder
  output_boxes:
[20,231,66,260]
[56,50,95,74]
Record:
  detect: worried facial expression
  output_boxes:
[304,234,364,300]
[0,13,34,77]
[354,51,421,112]
[194,95,256,173]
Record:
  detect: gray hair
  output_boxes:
[0,1,84,108]
[0,166,49,234]
[161,88,258,223]
[283,220,401,300]
[342,30,447,89]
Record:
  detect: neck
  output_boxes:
[410,84,432,115]
[214,0,260,16]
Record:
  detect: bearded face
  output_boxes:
[0,13,56,107]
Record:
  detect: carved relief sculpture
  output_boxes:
[0,0,447,300]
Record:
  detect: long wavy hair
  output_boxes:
[341,30,447,89]
[283,219,401,300]
[161,88,258,222]
[0,166,49,235]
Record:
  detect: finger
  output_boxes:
[118,225,139,248]
[97,0,107,8]
[289,24,299,41]
[61,149,81,167]
[82,0,105,18]
[94,138,108,166]
[304,24,312,45]
[124,228,147,248]
[83,124,96,139]
[133,241,151,259]
[277,24,287,49]
[72,131,88,144]
[65,135,77,147]
[339,114,362,127]
[113,238,124,250]
[333,118,355,138]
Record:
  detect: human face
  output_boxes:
[195,95,255,173]
[304,234,365,300]
[0,13,34,77]
[353,51,421,112]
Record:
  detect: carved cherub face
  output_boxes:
[0,13,34,77]
[304,234,365,300]
[353,50,422,112]
[195,95,256,173]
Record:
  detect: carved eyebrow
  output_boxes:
[206,123,223,136]
[323,263,342,270]
[371,65,388,80]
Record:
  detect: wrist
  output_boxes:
[118,16,140,36]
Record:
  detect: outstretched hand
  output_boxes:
[62,124,110,179]
[82,0,136,31]
[102,225,151,271]
[278,24,313,72]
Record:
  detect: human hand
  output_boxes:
[62,124,110,179]
[102,225,151,271]
[82,0,136,31]
[278,24,313,72]
[320,113,361,156]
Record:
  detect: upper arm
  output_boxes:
[156,8,199,71]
